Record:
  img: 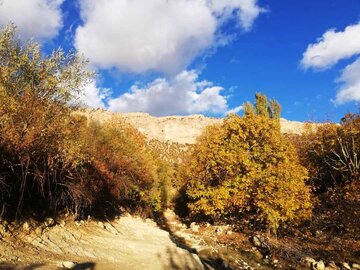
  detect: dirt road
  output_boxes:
[0,215,204,270]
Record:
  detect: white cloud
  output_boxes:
[301,22,360,104]
[0,0,64,40]
[75,0,264,74]
[210,0,266,31]
[78,81,110,109]
[301,23,360,70]
[107,70,228,116]
[225,105,243,115]
[334,57,360,104]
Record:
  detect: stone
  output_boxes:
[215,227,223,235]
[315,230,323,237]
[252,235,263,247]
[59,220,66,227]
[352,263,360,270]
[190,222,199,232]
[226,230,233,235]
[44,218,55,227]
[22,222,30,232]
[303,256,316,267]
[251,235,271,256]
[0,224,8,236]
[35,226,43,235]
[98,221,104,228]
[312,260,325,270]
[62,261,76,269]
[341,262,351,270]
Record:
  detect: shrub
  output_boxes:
[0,24,164,219]
[58,120,162,217]
[293,113,359,191]
[0,24,92,218]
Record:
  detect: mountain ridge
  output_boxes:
[79,109,314,144]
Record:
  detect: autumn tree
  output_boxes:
[255,93,269,117]
[183,96,312,232]
[269,98,281,119]
[254,92,281,119]
[294,113,359,191]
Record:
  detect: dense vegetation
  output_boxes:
[0,25,166,220]
[289,113,360,237]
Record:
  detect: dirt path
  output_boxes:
[0,215,204,270]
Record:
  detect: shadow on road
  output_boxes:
[157,211,225,270]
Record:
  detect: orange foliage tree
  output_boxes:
[0,25,164,219]
[0,24,92,217]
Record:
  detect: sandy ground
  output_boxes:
[0,215,204,270]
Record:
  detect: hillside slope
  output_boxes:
[79,109,311,144]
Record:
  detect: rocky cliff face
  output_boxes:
[79,109,311,144]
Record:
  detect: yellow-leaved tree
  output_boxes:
[184,94,312,232]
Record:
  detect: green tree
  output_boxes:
[255,92,269,117]
[269,99,281,119]
[250,93,281,119]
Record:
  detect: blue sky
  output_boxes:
[1,0,360,122]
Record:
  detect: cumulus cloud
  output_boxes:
[0,0,64,40]
[78,81,110,109]
[107,70,228,116]
[301,23,360,70]
[75,0,264,74]
[334,57,360,104]
[301,22,360,104]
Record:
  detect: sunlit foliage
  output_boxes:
[183,96,312,231]
[0,24,93,217]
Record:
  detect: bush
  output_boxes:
[183,96,312,232]
[82,121,162,213]
[0,24,165,220]
[292,113,360,191]
[0,24,92,218]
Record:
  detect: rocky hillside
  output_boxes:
[79,109,313,144]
